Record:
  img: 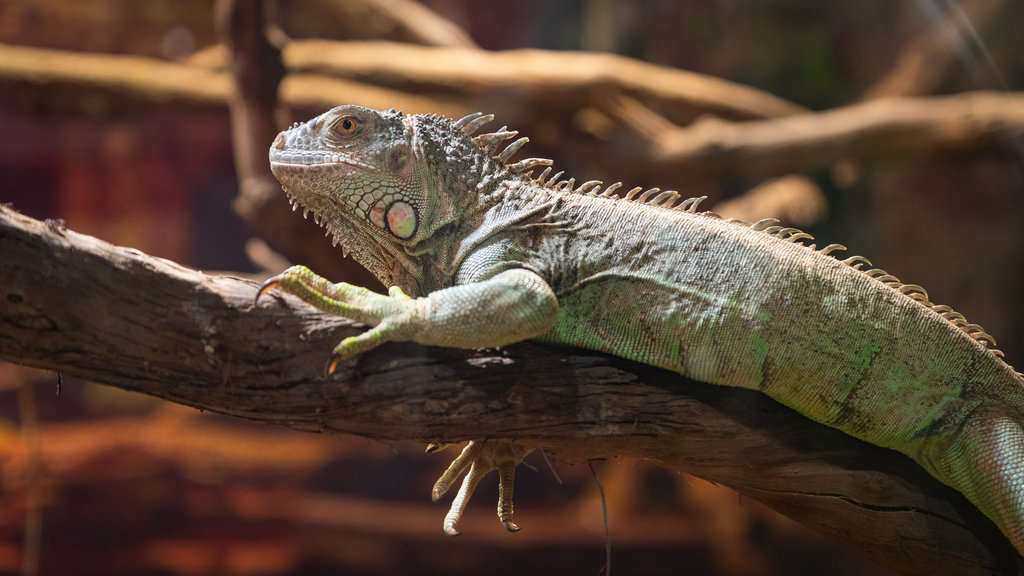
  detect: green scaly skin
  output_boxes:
[255,105,1024,552]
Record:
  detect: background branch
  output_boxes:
[646,91,1024,184]
[4,41,1021,192]
[1,204,1021,575]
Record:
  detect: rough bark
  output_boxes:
[1,205,1021,575]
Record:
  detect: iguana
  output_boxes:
[255,104,1024,551]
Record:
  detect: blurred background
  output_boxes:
[1,0,1023,574]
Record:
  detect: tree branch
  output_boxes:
[644,91,1024,184]
[0,40,803,123]
[5,42,1021,193]
[1,204,1021,574]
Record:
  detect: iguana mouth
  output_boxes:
[269,152,377,171]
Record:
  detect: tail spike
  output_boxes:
[964,325,998,346]
[599,182,623,197]
[453,111,484,129]
[653,191,680,206]
[624,187,644,200]
[509,157,553,173]
[972,331,998,347]
[497,137,530,163]
[842,255,872,269]
[678,196,708,213]
[775,227,803,238]
[637,188,662,202]
[944,312,969,327]
[475,129,518,153]
[751,218,780,231]
[575,180,604,194]
[455,112,494,134]
[897,284,930,301]
[785,232,815,243]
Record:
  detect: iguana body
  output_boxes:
[257,105,1024,552]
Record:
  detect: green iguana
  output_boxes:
[255,104,1024,551]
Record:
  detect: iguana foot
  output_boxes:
[255,265,418,373]
[429,440,534,536]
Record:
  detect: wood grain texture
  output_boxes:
[0,204,1020,575]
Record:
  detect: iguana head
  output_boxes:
[268,105,490,282]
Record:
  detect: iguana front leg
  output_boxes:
[256,265,559,371]
[255,264,557,533]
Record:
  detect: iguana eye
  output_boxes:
[333,116,358,135]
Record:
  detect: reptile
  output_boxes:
[255,104,1024,551]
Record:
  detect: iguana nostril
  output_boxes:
[272,133,286,150]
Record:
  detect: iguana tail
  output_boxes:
[933,407,1024,555]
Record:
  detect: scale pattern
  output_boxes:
[261,104,1024,552]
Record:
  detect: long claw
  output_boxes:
[326,353,342,376]
[254,278,281,304]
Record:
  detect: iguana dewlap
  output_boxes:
[256,105,1024,552]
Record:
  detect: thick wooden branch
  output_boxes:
[0,205,1020,574]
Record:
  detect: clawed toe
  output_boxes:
[430,440,533,536]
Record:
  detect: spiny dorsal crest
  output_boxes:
[451,110,1009,363]
[721,216,1007,359]
[453,111,710,215]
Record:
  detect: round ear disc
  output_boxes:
[386,201,417,239]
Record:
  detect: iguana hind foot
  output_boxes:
[430,440,534,536]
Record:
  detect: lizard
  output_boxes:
[254,104,1024,551]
